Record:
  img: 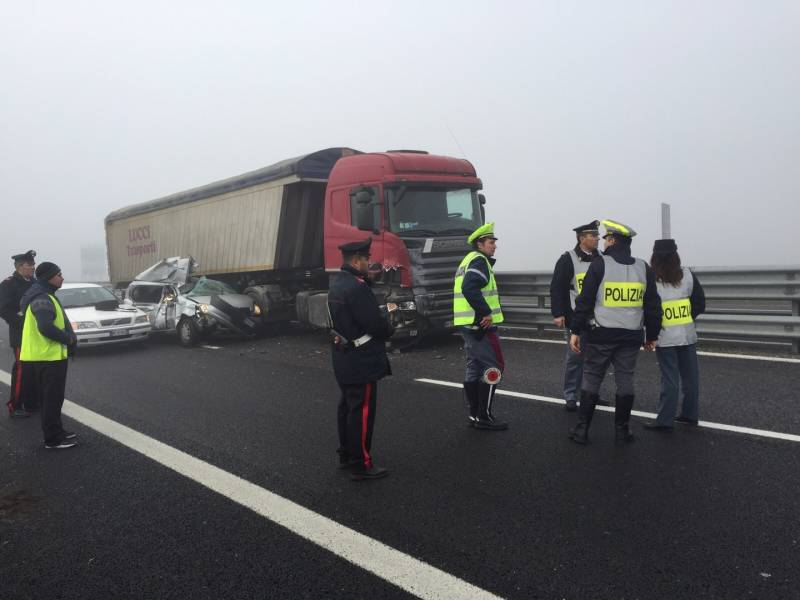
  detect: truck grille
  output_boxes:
[404,237,467,323]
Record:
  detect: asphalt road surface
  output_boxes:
[1,326,799,600]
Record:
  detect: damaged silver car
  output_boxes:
[124,257,263,347]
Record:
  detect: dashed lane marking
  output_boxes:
[499,336,800,364]
[416,377,800,444]
[0,369,499,600]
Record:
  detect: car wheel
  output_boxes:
[177,317,201,347]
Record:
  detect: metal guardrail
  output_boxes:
[495,266,800,354]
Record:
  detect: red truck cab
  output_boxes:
[323,150,485,335]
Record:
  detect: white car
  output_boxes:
[56,283,151,346]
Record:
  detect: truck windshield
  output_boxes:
[387,187,482,236]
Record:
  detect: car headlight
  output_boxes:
[135,314,149,324]
[398,301,417,311]
[198,304,210,314]
[73,321,97,330]
[252,304,262,316]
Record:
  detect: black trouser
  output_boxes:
[28,360,68,443]
[7,347,37,413]
[337,382,377,469]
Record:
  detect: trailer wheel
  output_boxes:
[177,317,201,347]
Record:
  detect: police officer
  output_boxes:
[550,221,601,411]
[0,250,38,417]
[20,262,78,449]
[644,239,706,430]
[328,238,394,480]
[454,222,508,430]
[568,220,662,445]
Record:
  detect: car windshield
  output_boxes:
[56,286,118,308]
[387,187,482,236]
[184,276,238,297]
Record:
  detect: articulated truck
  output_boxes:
[105,147,488,340]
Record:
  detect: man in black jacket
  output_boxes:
[550,221,600,411]
[0,250,37,417]
[328,238,394,480]
[568,220,662,445]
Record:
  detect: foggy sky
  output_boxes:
[2,1,798,278]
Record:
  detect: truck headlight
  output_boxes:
[198,304,210,314]
[252,304,262,316]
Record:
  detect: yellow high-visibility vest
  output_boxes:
[453,251,504,327]
[20,294,68,361]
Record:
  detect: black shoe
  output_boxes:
[675,416,699,426]
[350,465,389,480]
[595,398,611,406]
[643,421,673,431]
[338,457,361,470]
[10,408,31,419]
[474,418,508,431]
[565,400,578,412]
[45,439,77,450]
[463,382,480,427]
[615,426,635,445]
[62,431,78,440]
[570,390,598,444]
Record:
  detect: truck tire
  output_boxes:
[177,317,201,347]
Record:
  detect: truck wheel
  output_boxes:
[177,317,201,347]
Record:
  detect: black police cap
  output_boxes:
[653,239,678,254]
[338,238,372,256]
[11,250,36,263]
[572,220,600,234]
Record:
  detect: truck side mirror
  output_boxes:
[350,187,377,231]
[478,193,486,222]
[478,193,486,205]
[370,197,383,235]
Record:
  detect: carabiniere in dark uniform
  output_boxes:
[0,250,38,417]
[328,238,395,481]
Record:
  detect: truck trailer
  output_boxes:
[105,147,488,339]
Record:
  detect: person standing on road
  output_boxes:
[0,250,38,418]
[568,220,662,445]
[19,262,78,449]
[550,221,601,412]
[328,238,395,480]
[454,222,508,430]
[644,239,706,431]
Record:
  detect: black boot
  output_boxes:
[463,381,480,427]
[614,394,635,445]
[570,390,598,444]
[474,382,508,430]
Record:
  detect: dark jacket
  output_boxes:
[328,265,394,385]
[0,272,34,347]
[460,252,497,330]
[19,280,76,348]
[688,272,706,320]
[549,244,599,327]
[570,243,662,345]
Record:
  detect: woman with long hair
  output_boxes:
[645,239,706,430]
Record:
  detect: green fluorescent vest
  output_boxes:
[20,294,68,361]
[453,251,504,326]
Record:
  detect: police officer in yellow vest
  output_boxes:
[453,222,507,430]
[19,262,78,449]
[568,220,662,445]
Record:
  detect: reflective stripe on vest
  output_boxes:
[20,294,68,361]
[657,268,697,347]
[453,251,504,326]
[567,249,592,310]
[593,256,647,330]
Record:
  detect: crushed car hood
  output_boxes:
[134,256,197,284]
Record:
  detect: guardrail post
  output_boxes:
[793,300,800,354]
[537,295,546,334]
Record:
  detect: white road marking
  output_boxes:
[499,335,800,364]
[0,369,499,600]
[416,377,800,444]
[200,345,222,350]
